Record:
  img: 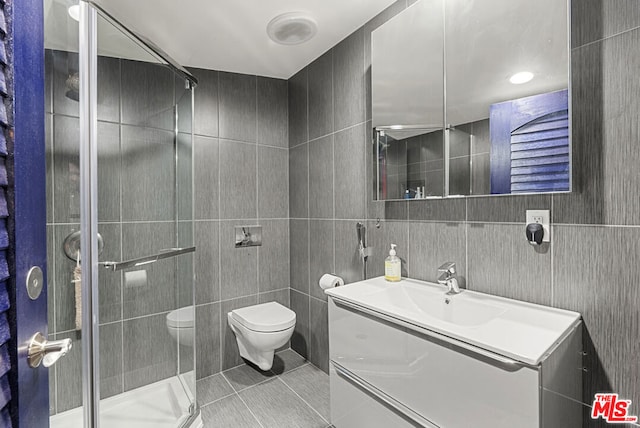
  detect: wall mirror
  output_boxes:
[372,0,570,200]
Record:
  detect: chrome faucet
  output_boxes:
[437,262,461,295]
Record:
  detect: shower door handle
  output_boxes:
[27,332,72,368]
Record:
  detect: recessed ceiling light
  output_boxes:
[267,13,317,45]
[68,4,80,22]
[509,71,534,85]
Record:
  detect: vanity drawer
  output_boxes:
[328,298,540,428]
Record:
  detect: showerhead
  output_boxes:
[65,72,79,101]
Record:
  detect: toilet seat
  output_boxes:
[230,302,295,332]
[167,306,194,329]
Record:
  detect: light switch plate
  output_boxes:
[526,210,550,242]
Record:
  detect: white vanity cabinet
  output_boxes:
[326,277,583,428]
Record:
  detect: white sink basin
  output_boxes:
[325,276,581,365]
[370,283,507,327]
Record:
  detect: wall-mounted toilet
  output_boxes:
[166,306,195,347]
[227,302,296,371]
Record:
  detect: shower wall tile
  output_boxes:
[220,221,258,301]
[96,56,122,123]
[54,330,82,412]
[51,50,77,117]
[124,313,177,391]
[45,50,53,114]
[308,51,334,140]
[194,135,219,220]
[308,135,334,219]
[197,302,221,379]
[219,72,257,143]
[47,226,55,333]
[121,59,175,130]
[554,225,640,406]
[100,322,124,399]
[289,219,309,295]
[51,51,121,123]
[290,290,309,359]
[288,68,308,147]
[122,222,177,318]
[467,223,552,306]
[333,28,365,131]
[257,146,288,219]
[334,124,366,219]
[45,113,53,224]
[176,133,194,223]
[121,125,175,222]
[97,223,122,324]
[96,122,121,222]
[53,117,121,223]
[219,140,257,220]
[334,220,364,285]
[221,295,258,370]
[257,77,288,148]
[55,323,123,412]
[195,221,220,305]
[309,298,329,374]
[407,221,466,284]
[308,220,334,301]
[289,143,308,218]
[176,76,193,135]
[51,234,77,333]
[258,220,290,294]
[189,67,219,138]
[49,364,56,415]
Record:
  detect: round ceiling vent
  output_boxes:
[267,13,318,45]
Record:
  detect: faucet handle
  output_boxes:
[437,262,456,275]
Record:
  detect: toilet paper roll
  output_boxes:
[124,270,147,289]
[319,273,344,290]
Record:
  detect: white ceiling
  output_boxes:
[88,0,396,79]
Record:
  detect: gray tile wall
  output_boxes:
[187,67,290,378]
[288,2,640,425]
[45,54,290,415]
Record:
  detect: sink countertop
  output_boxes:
[325,276,581,366]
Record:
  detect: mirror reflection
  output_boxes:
[372,0,570,200]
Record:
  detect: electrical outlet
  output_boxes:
[526,210,550,243]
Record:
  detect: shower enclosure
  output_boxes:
[44,1,200,427]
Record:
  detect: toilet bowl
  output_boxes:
[166,306,195,347]
[227,302,296,371]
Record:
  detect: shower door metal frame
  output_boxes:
[78,2,101,426]
[77,2,199,427]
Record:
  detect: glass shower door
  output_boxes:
[45,1,198,427]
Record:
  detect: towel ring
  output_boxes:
[63,231,104,263]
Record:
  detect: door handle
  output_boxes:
[27,332,72,368]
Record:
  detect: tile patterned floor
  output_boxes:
[197,350,332,428]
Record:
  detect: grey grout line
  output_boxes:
[236,392,267,428]
[279,376,330,425]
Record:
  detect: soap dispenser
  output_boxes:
[384,244,401,282]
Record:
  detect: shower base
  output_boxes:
[50,376,202,428]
